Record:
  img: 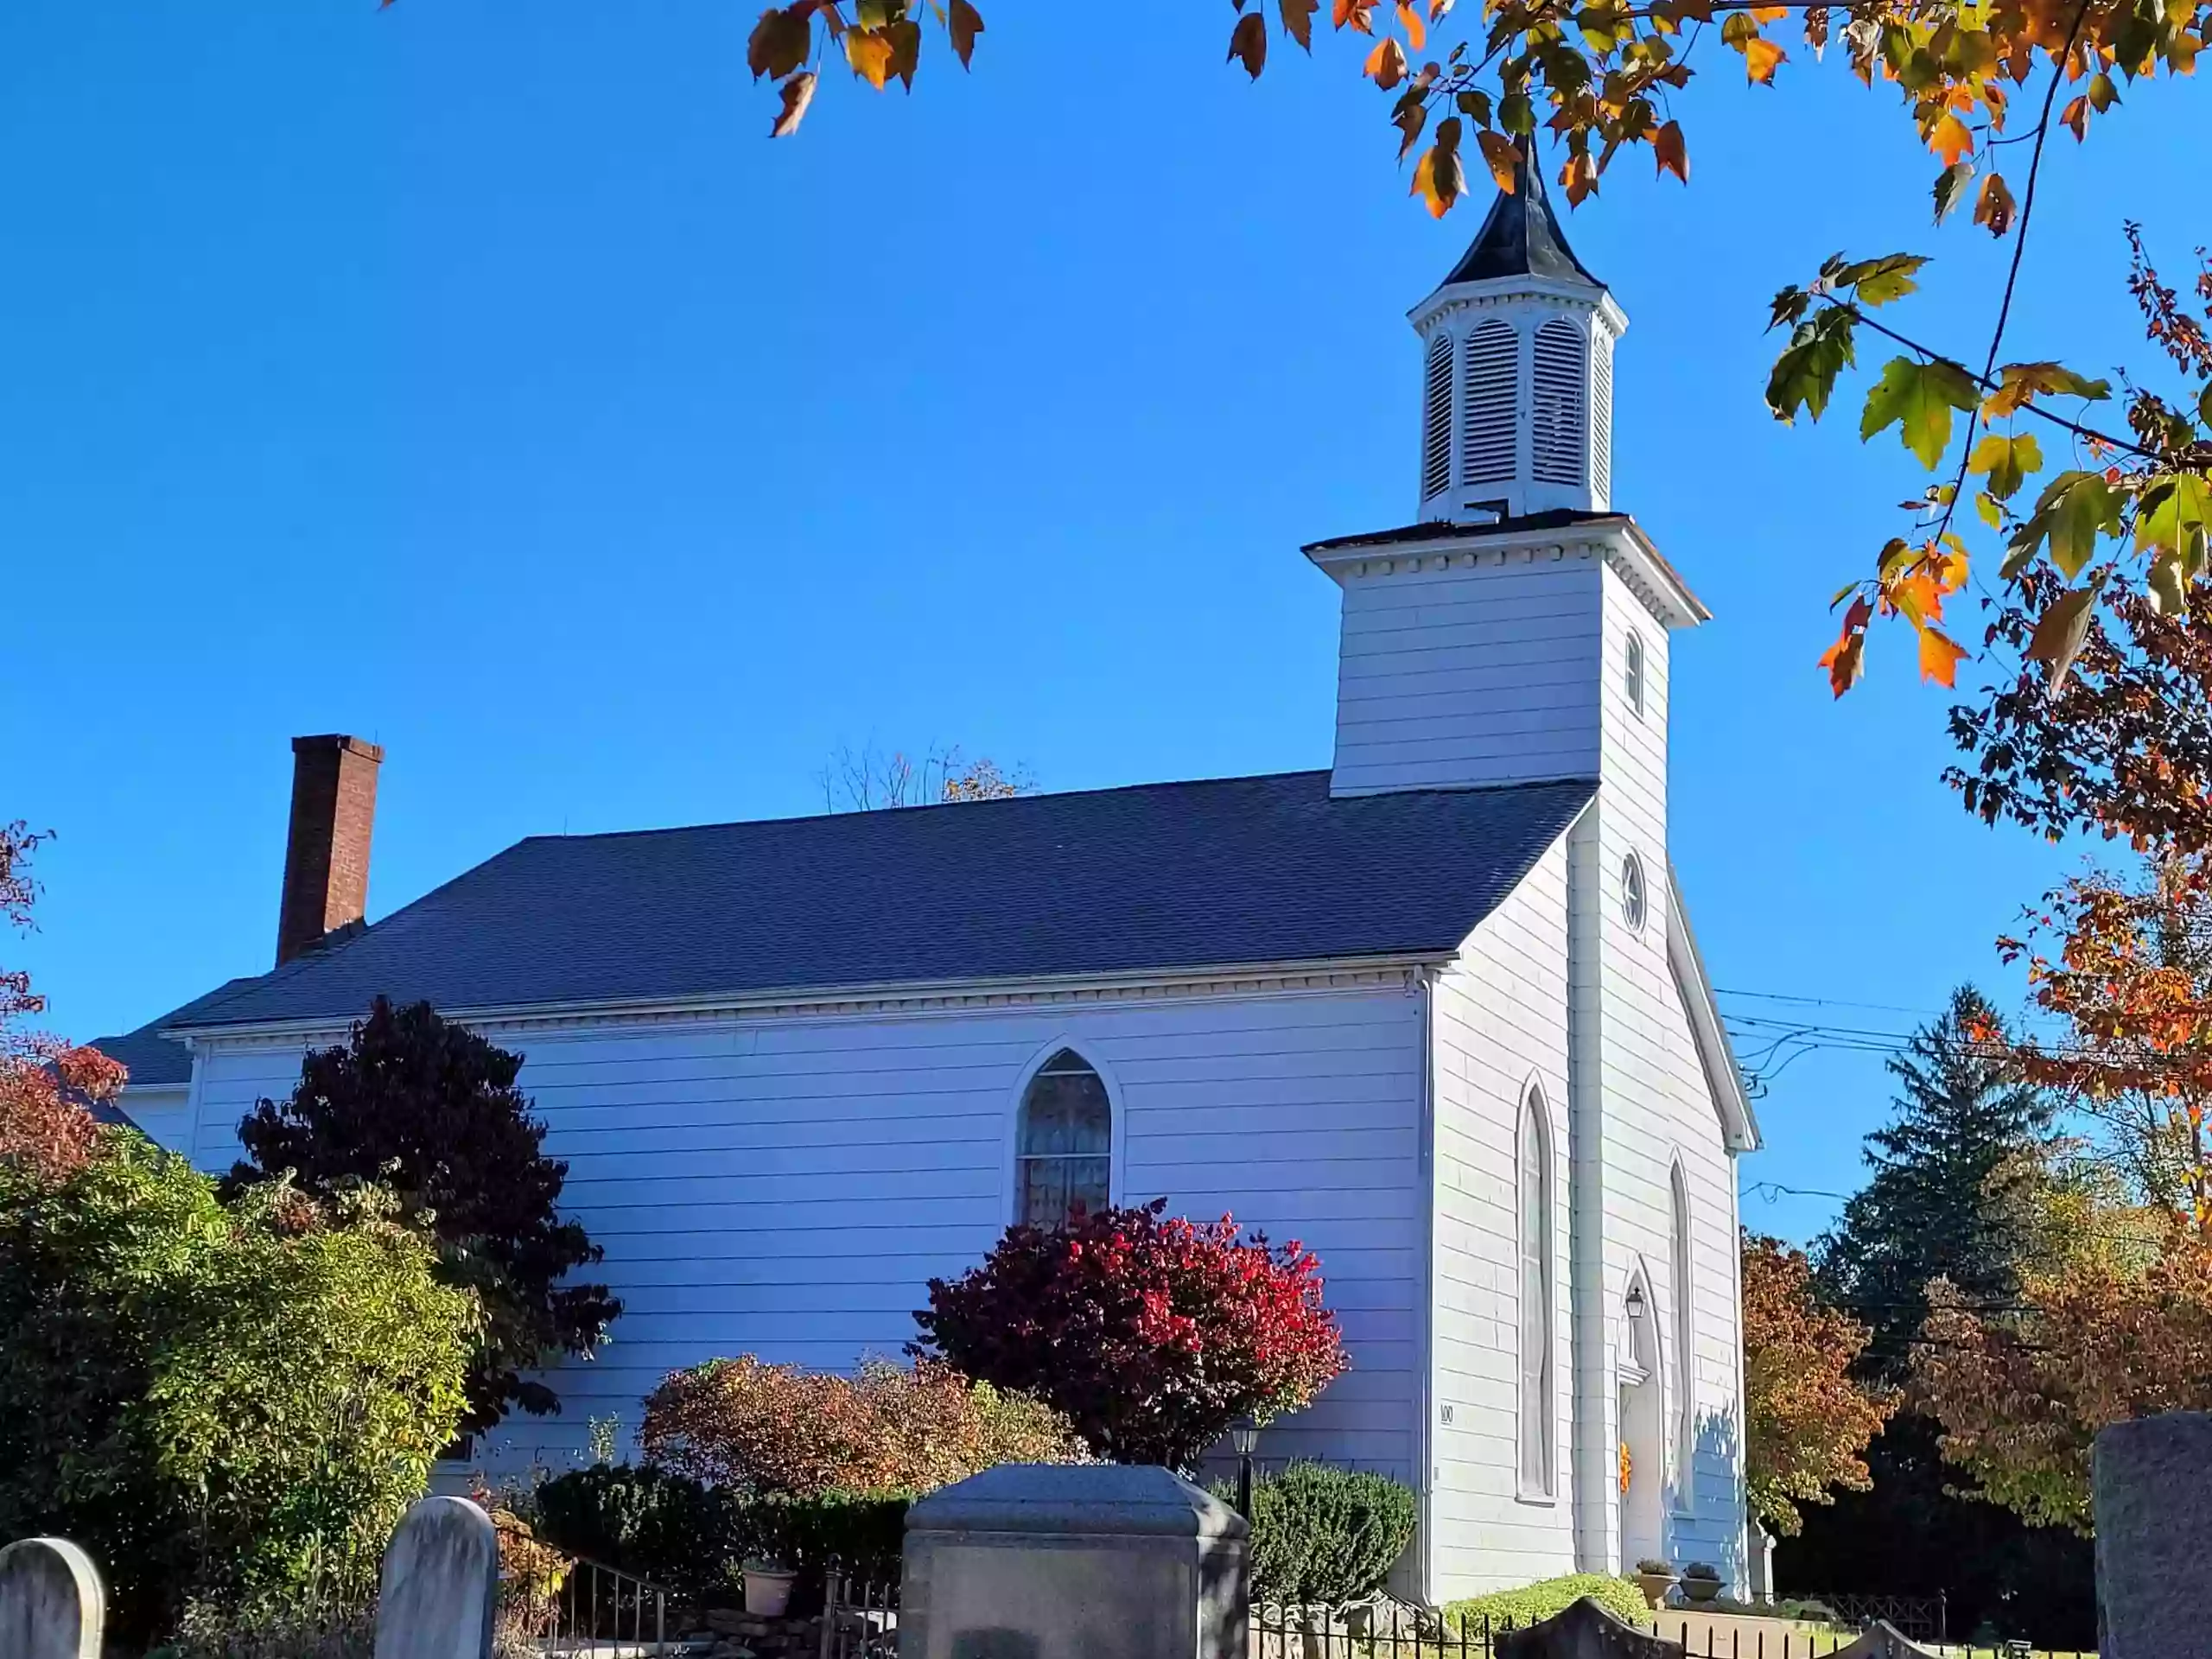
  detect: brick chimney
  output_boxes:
[276,734,384,967]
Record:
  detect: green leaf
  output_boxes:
[1766,308,1858,423]
[1967,431,2044,501]
[1859,356,1980,468]
[2136,471,2212,560]
[1974,490,2004,529]
[2198,383,2212,431]
[1768,287,1810,333]
[1834,253,1929,307]
[2010,469,2123,580]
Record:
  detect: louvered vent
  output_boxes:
[1591,333,1613,502]
[1531,318,1587,487]
[1460,320,1518,485]
[1421,333,1454,499]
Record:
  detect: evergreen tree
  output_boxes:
[1815,984,2053,1381]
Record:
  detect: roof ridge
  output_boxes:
[512,769,1338,846]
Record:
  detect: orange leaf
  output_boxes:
[947,0,983,68]
[1365,34,1409,87]
[1929,110,1974,167]
[1396,0,1427,49]
[1742,35,1786,82]
[1819,594,1873,697]
[1974,170,2015,236]
[2061,93,2089,140]
[1229,12,1268,77]
[1411,118,1465,218]
[770,69,817,137]
[1916,624,1967,687]
[1334,0,1377,32]
[844,26,894,87]
[1476,128,1520,192]
[1428,0,1455,17]
[1280,0,1317,51]
[1560,149,1598,206]
[1653,119,1688,182]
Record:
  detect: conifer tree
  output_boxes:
[1815,985,2053,1381]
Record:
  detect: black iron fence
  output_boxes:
[524,1554,672,1656]
[1249,1600,2093,1658]
[820,1563,900,1659]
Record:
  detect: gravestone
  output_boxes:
[0,1538,104,1659]
[1831,1624,1940,1658]
[374,1494,502,1659]
[1494,1598,1676,1658]
[899,1464,1247,1659]
[2094,1411,2212,1659]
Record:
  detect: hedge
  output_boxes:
[1442,1574,1652,1632]
[532,1465,911,1600]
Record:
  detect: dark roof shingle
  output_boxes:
[160,772,1593,1033]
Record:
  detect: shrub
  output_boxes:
[533,1466,912,1596]
[914,1199,1350,1468]
[1209,1464,1416,1606]
[533,1464,746,1604]
[641,1355,1085,1495]
[0,1139,474,1643]
[228,996,620,1433]
[1634,1559,1674,1575]
[749,1490,912,1579]
[1443,1574,1652,1632]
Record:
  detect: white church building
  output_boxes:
[99,151,1759,1602]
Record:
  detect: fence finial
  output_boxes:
[0,1537,105,1659]
[374,1496,501,1659]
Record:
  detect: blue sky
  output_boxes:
[1,1,2193,1245]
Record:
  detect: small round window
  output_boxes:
[1622,854,1648,931]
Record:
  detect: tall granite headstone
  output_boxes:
[2094,1411,2212,1659]
[0,1538,104,1659]
[1495,1598,1678,1659]
[899,1464,1248,1659]
[374,1494,502,1659]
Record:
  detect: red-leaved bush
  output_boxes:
[1,822,124,1184]
[912,1198,1349,1468]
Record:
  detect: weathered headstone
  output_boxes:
[374,1494,502,1659]
[1494,1597,1676,1658]
[1830,1623,1940,1658]
[0,1538,104,1659]
[899,1464,1247,1659]
[2094,1411,2212,1659]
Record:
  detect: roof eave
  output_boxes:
[1667,873,1760,1153]
[158,949,1468,1044]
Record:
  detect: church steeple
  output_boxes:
[1409,140,1626,524]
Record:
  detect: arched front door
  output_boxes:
[1618,1270,1666,1571]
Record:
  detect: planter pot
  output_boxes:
[1681,1577,1723,1605]
[745,1567,798,1618]
[1634,1573,1677,1610]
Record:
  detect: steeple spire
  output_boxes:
[1407,137,1627,524]
[1437,137,1604,290]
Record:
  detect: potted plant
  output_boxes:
[1633,1560,1677,1609]
[743,1558,798,1618]
[1679,1562,1724,1605]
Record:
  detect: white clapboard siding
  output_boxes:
[181,985,1427,1480]
[1586,561,1748,1581]
[1331,556,1605,794]
[1428,836,1580,1599]
[114,1084,194,1154]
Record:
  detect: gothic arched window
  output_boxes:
[1531,317,1588,486]
[1461,319,1518,486]
[1519,1084,1556,1496]
[1016,1050,1111,1228]
[1421,332,1455,500]
[1671,1160,1696,1502]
